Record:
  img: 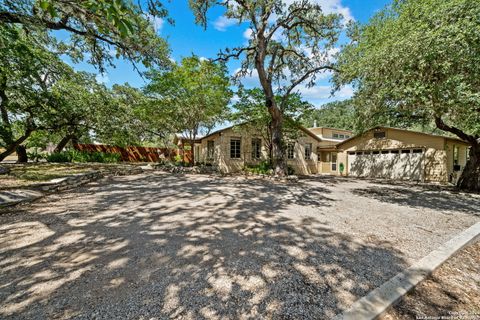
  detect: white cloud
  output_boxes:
[282,0,354,23]
[96,73,110,84]
[145,14,164,33]
[243,28,253,39]
[213,16,237,31]
[233,68,260,87]
[296,84,353,100]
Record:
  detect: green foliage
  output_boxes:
[334,0,480,138]
[46,150,121,163]
[232,87,313,158]
[244,161,273,175]
[46,152,71,163]
[145,56,232,162]
[244,161,295,175]
[27,148,46,162]
[0,0,170,72]
[301,100,356,131]
[189,0,343,174]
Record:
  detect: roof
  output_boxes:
[335,126,470,148]
[198,122,323,143]
[307,126,353,133]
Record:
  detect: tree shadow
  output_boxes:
[351,185,480,215]
[1,173,409,319]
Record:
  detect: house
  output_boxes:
[193,124,352,175]
[335,126,470,183]
[181,124,469,184]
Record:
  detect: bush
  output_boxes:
[244,161,273,175]
[46,151,72,163]
[244,161,296,176]
[46,150,121,163]
[27,148,47,162]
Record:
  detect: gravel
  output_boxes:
[381,240,480,320]
[0,173,479,319]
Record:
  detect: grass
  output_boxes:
[0,163,132,189]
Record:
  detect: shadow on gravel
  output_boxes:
[1,173,408,319]
[351,186,480,215]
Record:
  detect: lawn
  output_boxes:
[0,163,138,189]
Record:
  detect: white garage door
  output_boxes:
[347,149,423,181]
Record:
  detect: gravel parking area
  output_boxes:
[1,173,479,319]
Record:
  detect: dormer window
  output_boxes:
[374,131,386,139]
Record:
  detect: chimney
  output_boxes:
[313,120,317,128]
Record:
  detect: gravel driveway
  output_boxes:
[1,173,479,319]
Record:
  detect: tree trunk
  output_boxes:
[54,134,74,153]
[190,139,195,166]
[457,145,480,191]
[267,100,286,176]
[16,145,28,163]
[0,130,32,161]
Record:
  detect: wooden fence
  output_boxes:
[73,143,192,163]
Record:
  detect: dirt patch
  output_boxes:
[381,240,480,320]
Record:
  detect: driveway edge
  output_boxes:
[333,222,480,320]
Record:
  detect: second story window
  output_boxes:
[304,143,312,160]
[230,138,241,159]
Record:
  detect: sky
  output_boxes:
[67,0,391,109]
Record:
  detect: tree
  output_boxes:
[334,0,480,191]
[0,0,170,71]
[144,56,232,164]
[0,24,69,161]
[0,24,116,160]
[190,0,342,175]
[232,87,313,162]
[301,100,355,131]
[47,71,112,152]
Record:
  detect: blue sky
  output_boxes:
[68,0,391,108]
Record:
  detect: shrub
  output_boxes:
[46,151,72,163]
[244,161,296,175]
[27,148,46,162]
[47,150,121,163]
[244,161,273,175]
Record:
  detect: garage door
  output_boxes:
[347,149,423,180]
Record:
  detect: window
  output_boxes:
[372,151,380,155]
[230,138,241,159]
[348,151,355,155]
[381,150,389,154]
[304,143,312,160]
[332,133,339,138]
[287,144,295,159]
[453,145,459,165]
[374,131,386,139]
[413,149,423,154]
[401,149,411,154]
[345,135,350,138]
[356,151,363,155]
[207,141,214,159]
[251,138,261,159]
[339,134,345,139]
[390,150,399,154]
[331,152,337,171]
